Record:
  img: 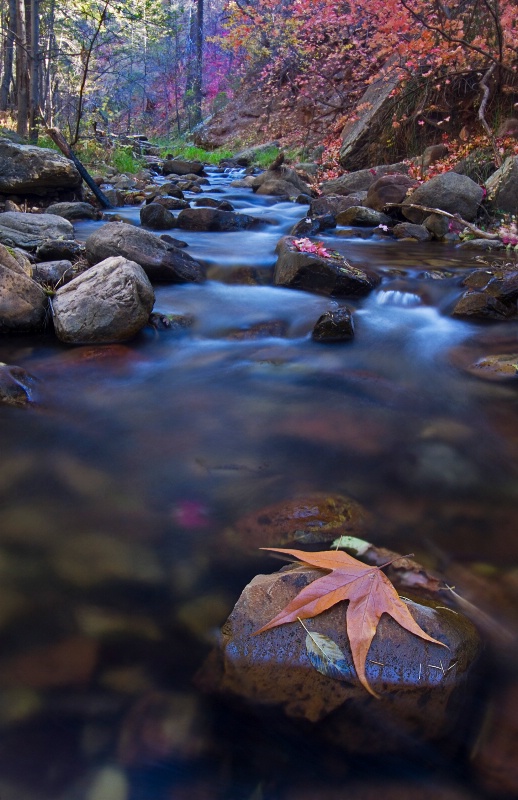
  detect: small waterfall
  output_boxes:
[375,289,423,307]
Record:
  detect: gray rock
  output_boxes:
[32,260,74,287]
[176,207,255,232]
[52,256,155,344]
[0,140,81,195]
[198,563,481,753]
[312,306,354,341]
[0,364,36,406]
[45,201,99,220]
[423,213,450,238]
[485,155,518,214]
[392,222,432,241]
[163,159,206,176]
[85,222,205,283]
[290,215,335,237]
[336,206,392,227]
[0,211,74,249]
[36,239,85,261]
[274,236,381,297]
[0,242,30,276]
[252,166,311,196]
[0,265,48,331]
[321,163,408,196]
[309,193,368,217]
[402,172,484,223]
[152,196,189,211]
[140,202,176,230]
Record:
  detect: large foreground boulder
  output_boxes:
[198,562,481,754]
[52,256,154,344]
[402,172,484,223]
[85,222,205,283]
[0,211,74,249]
[0,140,81,195]
[0,264,48,331]
[274,236,380,297]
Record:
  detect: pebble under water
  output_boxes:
[0,167,518,799]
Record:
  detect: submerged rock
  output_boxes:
[229,493,371,551]
[85,222,205,283]
[52,256,154,344]
[274,236,380,297]
[198,563,481,753]
[0,364,36,406]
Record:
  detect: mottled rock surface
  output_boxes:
[312,306,355,342]
[402,172,484,223]
[0,265,48,331]
[52,256,154,344]
[0,140,81,195]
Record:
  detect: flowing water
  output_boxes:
[0,168,518,799]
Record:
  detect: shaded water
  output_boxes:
[1,169,518,799]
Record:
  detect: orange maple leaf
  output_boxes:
[255,548,447,697]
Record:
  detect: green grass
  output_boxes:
[110,146,146,174]
[154,137,234,164]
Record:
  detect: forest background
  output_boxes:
[0,0,516,172]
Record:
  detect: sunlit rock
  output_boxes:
[0,265,48,332]
[0,140,81,195]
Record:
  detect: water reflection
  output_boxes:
[0,168,517,799]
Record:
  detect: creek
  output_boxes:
[0,167,517,799]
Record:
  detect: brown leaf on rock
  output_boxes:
[255,547,447,697]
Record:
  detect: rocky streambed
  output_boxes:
[0,148,517,799]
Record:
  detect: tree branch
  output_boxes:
[386,202,500,240]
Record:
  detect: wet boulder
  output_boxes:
[0,211,74,249]
[274,236,381,297]
[152,196,189,211]
[140,202,176,230]
[0,363,36,407]
[0,265,48,331]
[198,563,481,754]
[451,267,518,320]
[312,306,354,342]
[229,493,371,551]
[52,256,155,344]
[485,155,518,214]
[45,201,99,220]
[0,140,81,195]
[85,222,205,283]
[290,215,335,237]
[402,172,484,223]
[176,207,255,232]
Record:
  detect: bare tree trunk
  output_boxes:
[0,0,16,110]
[28,0,39,142]
[15,0,28,137]
[45,125,113,208]
[185,0,203,128]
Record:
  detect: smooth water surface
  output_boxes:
[1,168,518,799]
